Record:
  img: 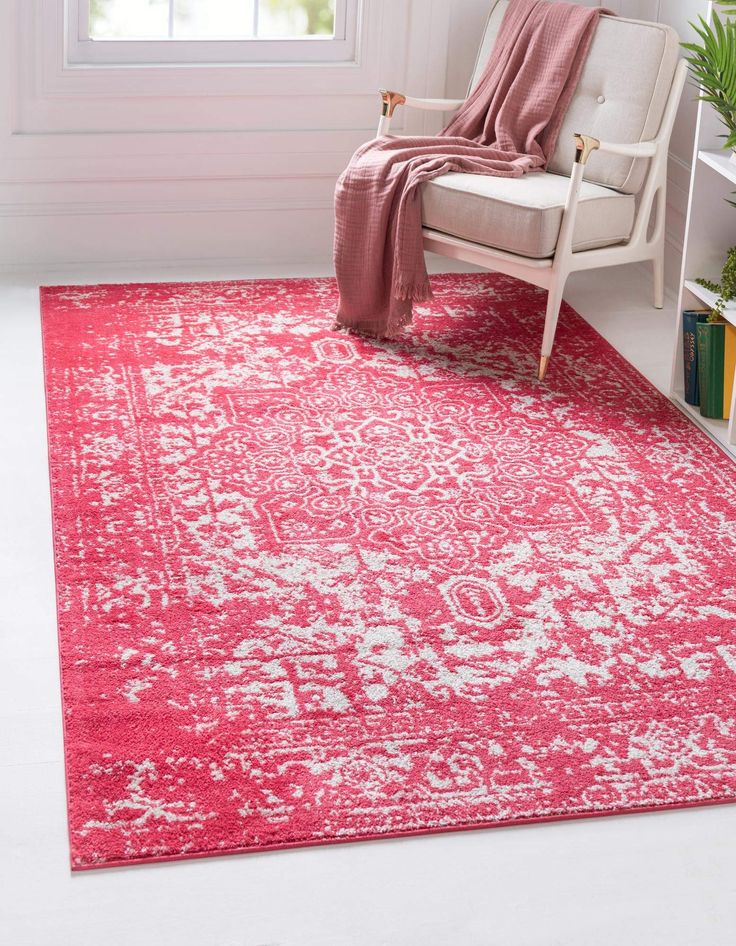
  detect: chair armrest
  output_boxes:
[574,132,658,165]
[379,90,465,118]
[377,90,464,137]
[402,95,466,112]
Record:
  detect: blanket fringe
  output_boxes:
[333,321,390,341]
[393,276,434,304]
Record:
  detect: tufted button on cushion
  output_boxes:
[597,95,606,104]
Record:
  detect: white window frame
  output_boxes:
[66,0,360,66]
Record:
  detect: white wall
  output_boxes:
[654,0,711,273]
[0,0,710,272]
[0,0,454,270]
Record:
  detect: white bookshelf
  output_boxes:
[682,279,736,326]
[670,2,736,458]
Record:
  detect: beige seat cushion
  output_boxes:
[421,171,635,260]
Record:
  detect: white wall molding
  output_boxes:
[0,133,367,185]
[0,195,335,218]
[0,0,454,267]
[0,0,706,273]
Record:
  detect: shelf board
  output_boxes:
[670,393,736,460]
[698,149,736,186]
[682,280,736,327]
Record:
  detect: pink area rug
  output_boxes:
[41,274,736,870]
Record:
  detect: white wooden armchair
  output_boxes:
[377,1,687,380]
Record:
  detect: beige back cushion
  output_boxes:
[469,0,680,194]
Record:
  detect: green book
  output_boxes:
[696,321,726,419]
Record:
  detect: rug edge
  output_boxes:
[71,793,736,871]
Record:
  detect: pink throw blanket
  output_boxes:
[334,0,608,338]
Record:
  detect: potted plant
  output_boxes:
[694,246,736,418]
[682,2,736,161]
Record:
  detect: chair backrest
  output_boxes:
[469,1,680,194]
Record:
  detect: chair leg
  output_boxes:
[538,277,566,382]
[652,252,665,310]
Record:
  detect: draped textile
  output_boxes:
[334,0,608,337]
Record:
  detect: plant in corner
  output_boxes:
[682,3,736,161]
[694,246,736,419]
[695,244,736,319]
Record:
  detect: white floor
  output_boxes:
[1,259,734,946]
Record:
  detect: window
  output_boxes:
[89,1,337,41]
[68,0,359,65]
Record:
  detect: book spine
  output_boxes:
[724,324,736,420]
[683,311,702,405]
[697,321,726,419]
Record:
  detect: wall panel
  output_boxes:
[0,0,713,271]
[0,0,452,267]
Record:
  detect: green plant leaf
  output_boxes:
[697,247,736,317]
[682,11,736,154]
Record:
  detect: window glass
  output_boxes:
[88,0,337,41]
[173,1,256,39]
[258,0,336,38]
[89,0,169,39]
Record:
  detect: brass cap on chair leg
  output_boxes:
[538,356,550,382]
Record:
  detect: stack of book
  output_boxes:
[683,309,736,419]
